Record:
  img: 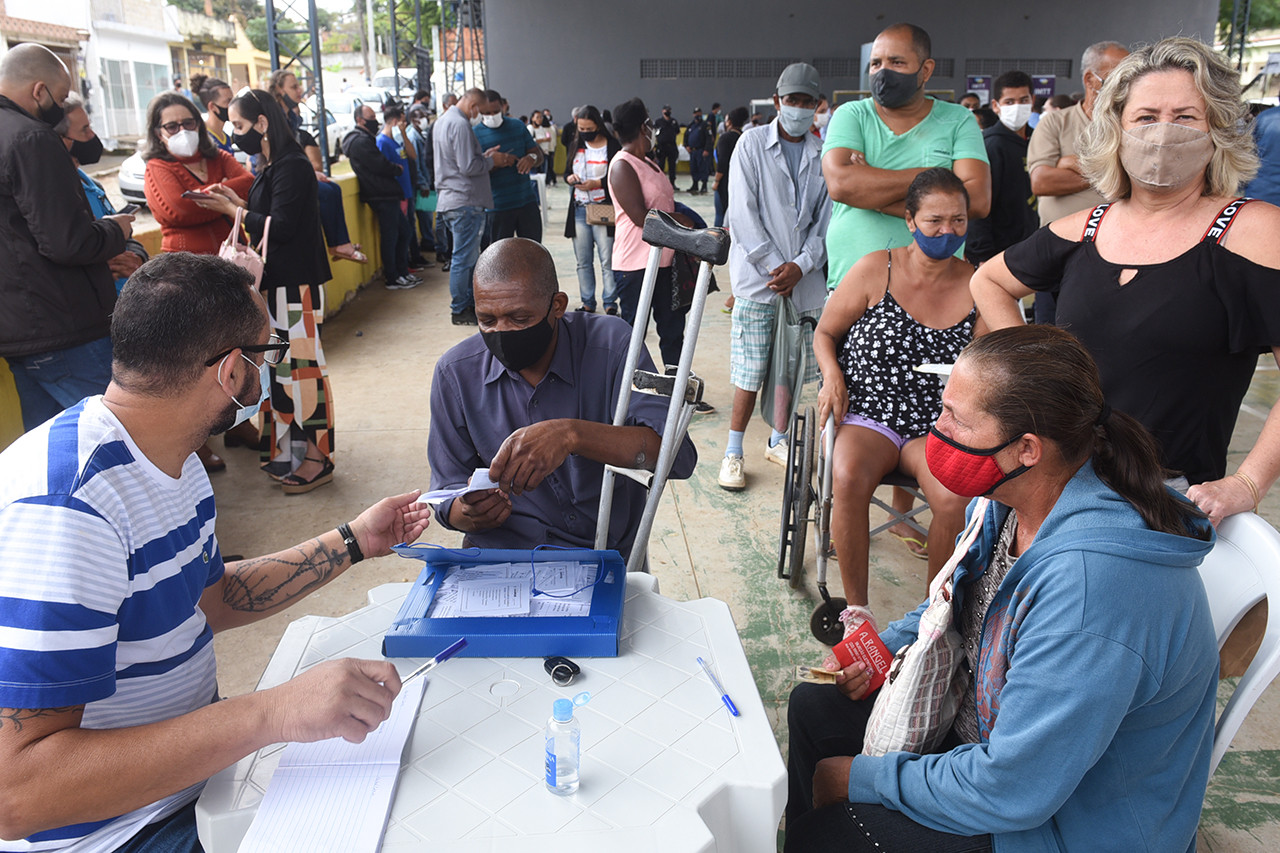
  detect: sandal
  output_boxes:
[280,456,335,495]
[890,530,930,560]
[330,244,368,264]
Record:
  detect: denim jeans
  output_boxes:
[613,267,686,367]
[369,199,410,281]
[114,803,203,853]
[413,206,437,255]
[440,205,486,314]
[315,179,351,247]
[8,335,112,431]
[573,204,614,310]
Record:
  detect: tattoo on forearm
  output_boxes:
[222,537,347,612]
[0,706,78,732]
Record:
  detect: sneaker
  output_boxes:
[451,308,478,325]
[409,260,435,271]
[718,454,745,490]
[576,305,596,313]
[765,439,789,467]
[694,400,715,415]
[605,304,618,316]
[385,275,420,290]
[441,261,451,272]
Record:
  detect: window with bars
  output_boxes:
[965,58,1073,77]
[639,58,802,79]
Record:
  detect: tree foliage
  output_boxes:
[1219,0,1280,41]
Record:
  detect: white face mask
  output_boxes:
[777,104,816,137]
[813,111,830,129]
[468,110,482,127]
[221,353,270,429]
[414,117,428,130]
[480,113,503,129]
[164,128,200,159]
[997,103,1033,132]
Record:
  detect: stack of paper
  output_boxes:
[238,677,428,852]
[424,561,600,618]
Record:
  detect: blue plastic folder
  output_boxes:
[382,548,627,658]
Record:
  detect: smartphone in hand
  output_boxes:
[117,203,140,215]
[181,190,213,200]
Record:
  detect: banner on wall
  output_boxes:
[1033,76,1057,99]
[965,75,992,105]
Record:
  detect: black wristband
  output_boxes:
[338,522,364,564]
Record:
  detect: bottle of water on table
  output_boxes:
[545,698,580,794]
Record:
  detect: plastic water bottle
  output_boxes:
[544,698,580,795]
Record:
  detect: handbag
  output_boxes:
[415,190,438,213]
[218,206,270,289]
[584,202,616,226]
[861,497,990,757]
[758,297,809,434]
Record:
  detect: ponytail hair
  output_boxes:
[960,326,1208,539]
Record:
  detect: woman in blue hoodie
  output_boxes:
[785,324,1218,853]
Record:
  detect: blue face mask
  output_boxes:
[912,228,966,260]
[222,353,270,428]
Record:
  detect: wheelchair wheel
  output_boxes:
[811,596,847,646]
[787,408,816,589]
[777,407,815,585]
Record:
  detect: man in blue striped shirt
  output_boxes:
[0,252,431,852]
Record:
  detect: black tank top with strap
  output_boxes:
[1002,198,1280,484]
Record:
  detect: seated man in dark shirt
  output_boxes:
[428,238,697,559]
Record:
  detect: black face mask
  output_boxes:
[281,94,297,111]
[36,88,64,127]
[480,304,555,372]
[871,66,922,109]
[578,130,598,142]
[210,102,229,122]
[233,127,263,155]
[69,135,104,165]
[362,118,380,135]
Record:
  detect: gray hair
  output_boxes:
[1082,41,1129,76]
[53,90,85,136]
[1079,36,1258,200]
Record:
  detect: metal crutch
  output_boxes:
[594,210,730,572]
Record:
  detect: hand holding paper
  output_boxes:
[420,467,505,505]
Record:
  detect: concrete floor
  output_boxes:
[205,182,1280,850]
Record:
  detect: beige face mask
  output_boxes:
[1118,122,1214,190]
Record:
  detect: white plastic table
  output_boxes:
[195,574,785,852]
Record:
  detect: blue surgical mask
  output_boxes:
[222,353,270,428]
[777,104,816,137]
[912,228,966,260]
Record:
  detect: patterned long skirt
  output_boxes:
[259,283,334,473]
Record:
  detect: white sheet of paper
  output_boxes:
[417,467,505,505]
[238,677,428,853]
[458,577,531,616]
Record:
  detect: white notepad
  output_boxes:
[238,676,428,853]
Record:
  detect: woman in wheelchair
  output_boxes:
[814,167,985,630]
[784,325,1217,853]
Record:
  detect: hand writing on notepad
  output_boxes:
[264,658,402,744]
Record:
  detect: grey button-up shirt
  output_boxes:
[432,106,493,213]
[726,120,831,311]
[428,312,697,559]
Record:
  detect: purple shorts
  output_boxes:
[841,413,907,450]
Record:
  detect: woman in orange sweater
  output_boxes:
[142,92,261,466]
[142,92,254,255]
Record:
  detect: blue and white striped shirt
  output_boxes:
[0,397,222,852]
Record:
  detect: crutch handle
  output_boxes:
[642,210,730,266]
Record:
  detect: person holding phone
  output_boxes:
[142,91,253,256]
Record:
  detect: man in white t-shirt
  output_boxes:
[0,252,432,852]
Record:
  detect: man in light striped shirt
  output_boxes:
[0,253,431,852]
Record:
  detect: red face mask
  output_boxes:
[925,427,1029,497]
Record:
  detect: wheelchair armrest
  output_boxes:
[642,209,730,265]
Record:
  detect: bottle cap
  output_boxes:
[553,698,573,722]
[572,691,591,707]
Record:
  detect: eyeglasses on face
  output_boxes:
[160,118,202,135]
[205,334,289,367]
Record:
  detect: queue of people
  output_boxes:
[0,21,1278,853]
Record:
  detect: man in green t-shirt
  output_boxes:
[821,23,991,290]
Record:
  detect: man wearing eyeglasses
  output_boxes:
[0,43,136,433]
[0,252,432,852]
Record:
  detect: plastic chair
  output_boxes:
[1196,511,1280,775]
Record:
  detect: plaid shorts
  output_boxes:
[729,297,823,392]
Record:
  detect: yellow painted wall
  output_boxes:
[0,166,384,451]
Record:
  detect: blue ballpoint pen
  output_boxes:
[403,637,468,684]
[697,656,740,717]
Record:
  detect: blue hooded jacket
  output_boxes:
[848,462,1218,852]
